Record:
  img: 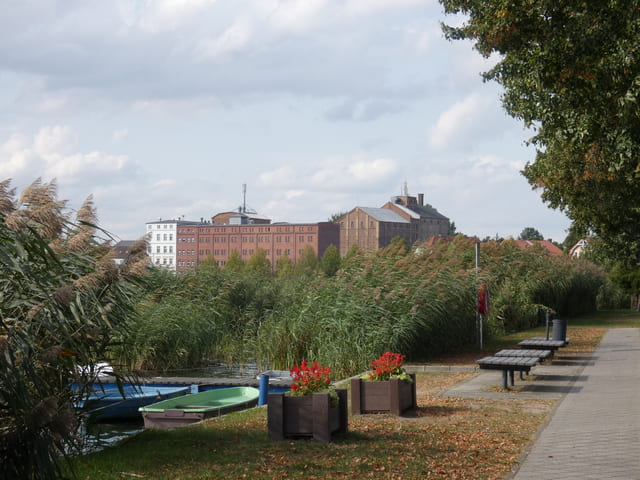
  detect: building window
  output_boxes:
[156,246,160,253]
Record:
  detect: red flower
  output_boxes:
[289,360,332,396]
[367,352,406,381]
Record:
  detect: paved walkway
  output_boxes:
[510,328,640,479]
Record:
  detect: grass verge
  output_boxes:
[69,311,639,480]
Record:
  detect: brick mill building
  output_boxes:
[339,192,449,256]
[146,188,449,271]
[147,210,339,272]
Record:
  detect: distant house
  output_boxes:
[513,239,564,256]
[569,239,589,258]
[112,240,136,265]
[339,192,450,256]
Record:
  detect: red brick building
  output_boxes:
[339,193,450,256]
[176,218,339,272]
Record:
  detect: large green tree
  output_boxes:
[441,0,640,263]
[518,227,544,241]
[294,245,319,277]
[319,244,341,277]
[245,247,272,277]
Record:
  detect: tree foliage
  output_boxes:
[0,178,146,479]
[518,227,544,241]
[319,244,341,277]
[275,252,294,279]
[440,0,640,263]
[294,244,318,276]
[225,249,244,273]
[245,247,272,277]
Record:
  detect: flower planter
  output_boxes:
[350,373,417,416]
[267,389,347,442]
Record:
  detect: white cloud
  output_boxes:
[112,129,129,141]
[312,155,398,189]
[45,151,128,180]
[0,134,34,179]
[1,126,131,190]
[137,0,218,33]
[197,20,252,59]
[258,166,295,187]
[262,0,328,33]
[428,93,493,148]
[284,189,304,199]
[345,0,430,16]
[33,126,78,157]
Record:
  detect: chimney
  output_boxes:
[418,193,424,206]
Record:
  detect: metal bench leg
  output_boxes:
[509,370,515,386]
[519,370,524,380]
[502,370,508,390]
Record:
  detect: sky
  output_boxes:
[0,0,571,243]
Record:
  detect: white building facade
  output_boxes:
[146,220,179,271]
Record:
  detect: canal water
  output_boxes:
[79,362,266,453]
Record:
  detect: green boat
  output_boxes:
[139,386,260,429]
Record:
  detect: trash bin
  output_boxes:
[552,318,567,341]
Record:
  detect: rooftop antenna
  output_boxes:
[242,183,247,213]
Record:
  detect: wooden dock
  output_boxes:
[105,375,291,390]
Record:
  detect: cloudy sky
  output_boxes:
[0,0,571,243]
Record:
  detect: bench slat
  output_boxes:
[476,356,540,368]
[495,349,552,359]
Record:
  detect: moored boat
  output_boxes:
[139,386,260,429]
[76,383,190,422]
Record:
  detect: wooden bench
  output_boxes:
[518,338,567,351]
[495,349,553,361]
[476,356,540,390]
[530,336,570,345]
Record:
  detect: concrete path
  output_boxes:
[510,328,640,479]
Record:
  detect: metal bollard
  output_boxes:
[258,374,269,406]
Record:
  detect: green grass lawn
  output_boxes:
[68,310,640,480]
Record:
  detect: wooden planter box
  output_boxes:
[267,389,347,442]
[350,373,417,416]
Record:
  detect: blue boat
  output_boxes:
[76,383,190,422]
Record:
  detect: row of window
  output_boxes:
[154,234,174,241]
[149,246,174,254]
[154,257,174,265]
[173,235,316,245]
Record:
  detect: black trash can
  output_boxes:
[552,318,567,342]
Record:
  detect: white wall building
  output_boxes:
[146,220,180,271]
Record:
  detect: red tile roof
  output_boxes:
[514,240,563,256]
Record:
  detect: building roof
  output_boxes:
[146,219,204,226]
[358,207,410,223]
[514,240,563,256]
[391,202,449,221]
[114,240,136,247]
